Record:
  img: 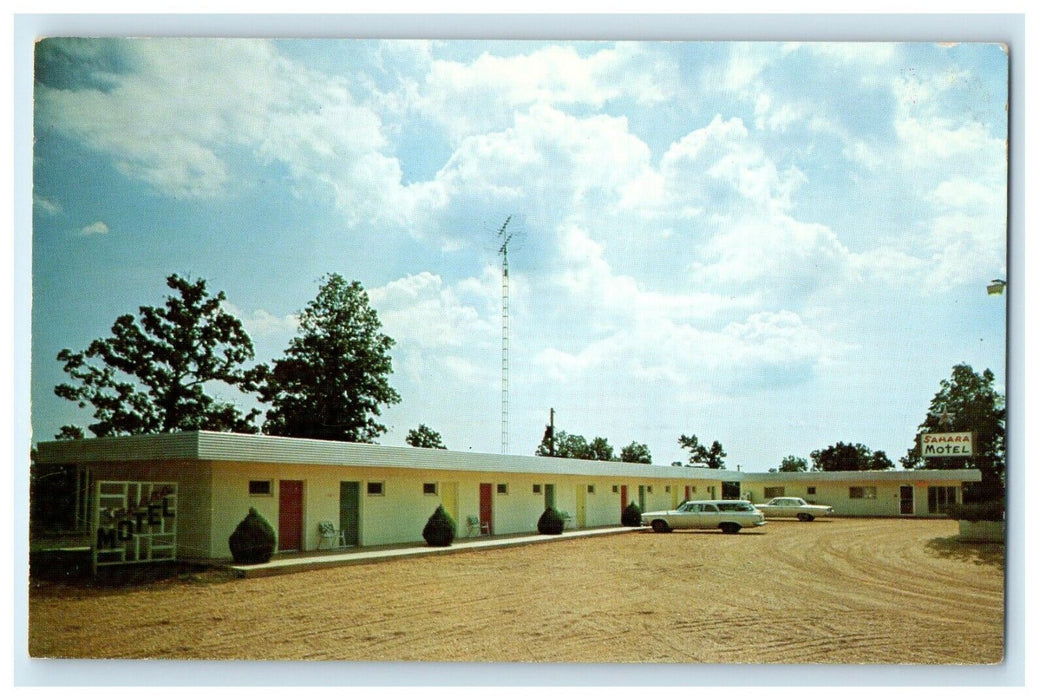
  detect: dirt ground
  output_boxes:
[28,518,1005,664]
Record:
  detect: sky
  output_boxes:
[28,36,1010,470]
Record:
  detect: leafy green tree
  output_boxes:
[868,450,894,471]
[54,274,261,438]
[620,441,652,464]
[536,430,617,461]
[810,442,893,471]
[901,364,1005,501]
[678,434,727,469]
[779,455,808,472]
[589,436,615,461]
[258,273,400,443]
[406,424,447,449]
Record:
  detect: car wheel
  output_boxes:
[798,513,814,522]
[720,523,741,534]
[651,520,671,533]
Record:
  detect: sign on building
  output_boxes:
[921,432,974,457]
[92,480,177,574]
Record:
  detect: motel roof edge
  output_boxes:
[34,430,981,483]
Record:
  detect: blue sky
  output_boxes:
[30,37,1009,469]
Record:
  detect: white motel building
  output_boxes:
[35,430,980,563]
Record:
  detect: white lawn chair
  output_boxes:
[465,515,491,537]
[318,520,345,549]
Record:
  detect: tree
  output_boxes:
[406,424,446,449]
[589,437,615,462]
[536,430,616,461]
[901,364,1005,501]
[620,441,652,464]
[809,442,893,472]
[678,434,727,469]
[779,455,808,472]
[54,274,261,438]
[258,273,400,443]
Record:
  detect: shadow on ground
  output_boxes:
[30,548,235,593]
[925,536,1005,569]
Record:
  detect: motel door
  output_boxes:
[638,484,646,511]
[440,482,459,534]
[479,483,494,535]
[278,480,304,552]
[900,485,914,515]
[544,484,556,510]
[575,485,587,528]
[340,481,360,546]
[620,485,628,515]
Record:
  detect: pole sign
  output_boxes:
[92,480,177,574]
[921,432,974,457]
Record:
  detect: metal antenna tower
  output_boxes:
[496,216,514,454]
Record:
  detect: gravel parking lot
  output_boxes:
[28,518,1004,663]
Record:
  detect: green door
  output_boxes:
[340,481,360,546]
[544,484,556,509]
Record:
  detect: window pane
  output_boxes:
[248,480,271,495]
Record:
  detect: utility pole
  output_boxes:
[543,407,555,457]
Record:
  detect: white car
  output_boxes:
[754,497,834,521]
[641,500,767,534]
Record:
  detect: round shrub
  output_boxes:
[621,501,643,527]
[423,504,457,547]
[228,507,276,564]
[537,506,565,535]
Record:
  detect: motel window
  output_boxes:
[647,485,653,494]
[764,487,785,499]
[665,486,671,494]
[928,486,957,513]
[612,485,619,494]
[422,483,438,496]
[367,481,385,496]
[588,485,595,494]
[497,484,508,495]
[248,480,272,496]
[807,487,817,496]
[849,487,877,499]
[533,484,542,494]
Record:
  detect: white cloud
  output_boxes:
[693,214,852,300]
[659,115,806,217]
[369,271,500,353]
[34,195,61,216]
[37,39,404,224]
[416,43,671,140]
[222,301,299,339]
[77,221,109,236]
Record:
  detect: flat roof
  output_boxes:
[34,430,980,483]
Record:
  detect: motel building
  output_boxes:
[34,431,980,565]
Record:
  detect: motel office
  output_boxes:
[35,431,980,561]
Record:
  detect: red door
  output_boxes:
[479,483,493,535]
[278,480,304,551]
[620,485,628,514]
[685,485,691,501]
